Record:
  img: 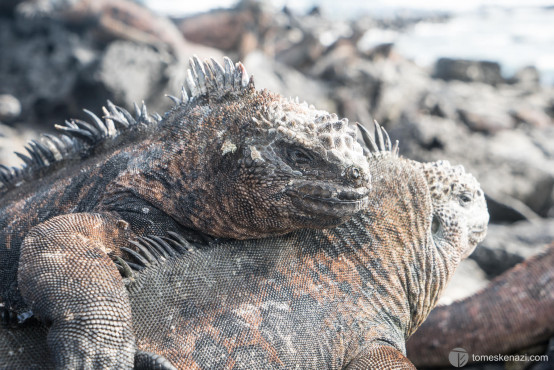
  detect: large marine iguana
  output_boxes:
[0,57,372,368]
[0,124,490,369]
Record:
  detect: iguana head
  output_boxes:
[417,160,489,259]
[159,57,371,239]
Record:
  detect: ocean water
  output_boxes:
[361,6,554,84]
[145,0,554,85]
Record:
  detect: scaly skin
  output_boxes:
[406,243,554,368]
[0,124,489,369]
[0,57,371,368]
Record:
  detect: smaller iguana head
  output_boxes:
[160,57,371,239]
[417,160,489,259]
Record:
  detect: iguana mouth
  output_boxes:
[469,226,487,245]
[287,182,370,215]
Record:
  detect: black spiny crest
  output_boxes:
[357,120,400,158]
[0,101,156,194]
[115,232,196,279]
[0,56,251,196]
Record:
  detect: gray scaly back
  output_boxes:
[0,56,253,195]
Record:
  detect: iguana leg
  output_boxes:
[346,345,416,369]
[17,213,135,369]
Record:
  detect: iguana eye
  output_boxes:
[287,147,313,165]
[458,192,473,206]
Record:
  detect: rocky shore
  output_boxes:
[0,0,553,366]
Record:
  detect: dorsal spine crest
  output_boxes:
[0,56,254,195]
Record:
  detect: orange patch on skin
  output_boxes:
[137,304,286,369]
[234,303,263,328]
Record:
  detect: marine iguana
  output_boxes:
[0,123,489,369]
[0,57,371,368]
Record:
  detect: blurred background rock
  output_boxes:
[0,0,553,345]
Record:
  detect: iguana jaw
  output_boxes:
[465,222,488,257]
[298,194,369,215]
[469,227,487,246]
[286,181,370,217]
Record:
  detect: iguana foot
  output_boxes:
[48,318,135,369]
[18,213,136,369]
